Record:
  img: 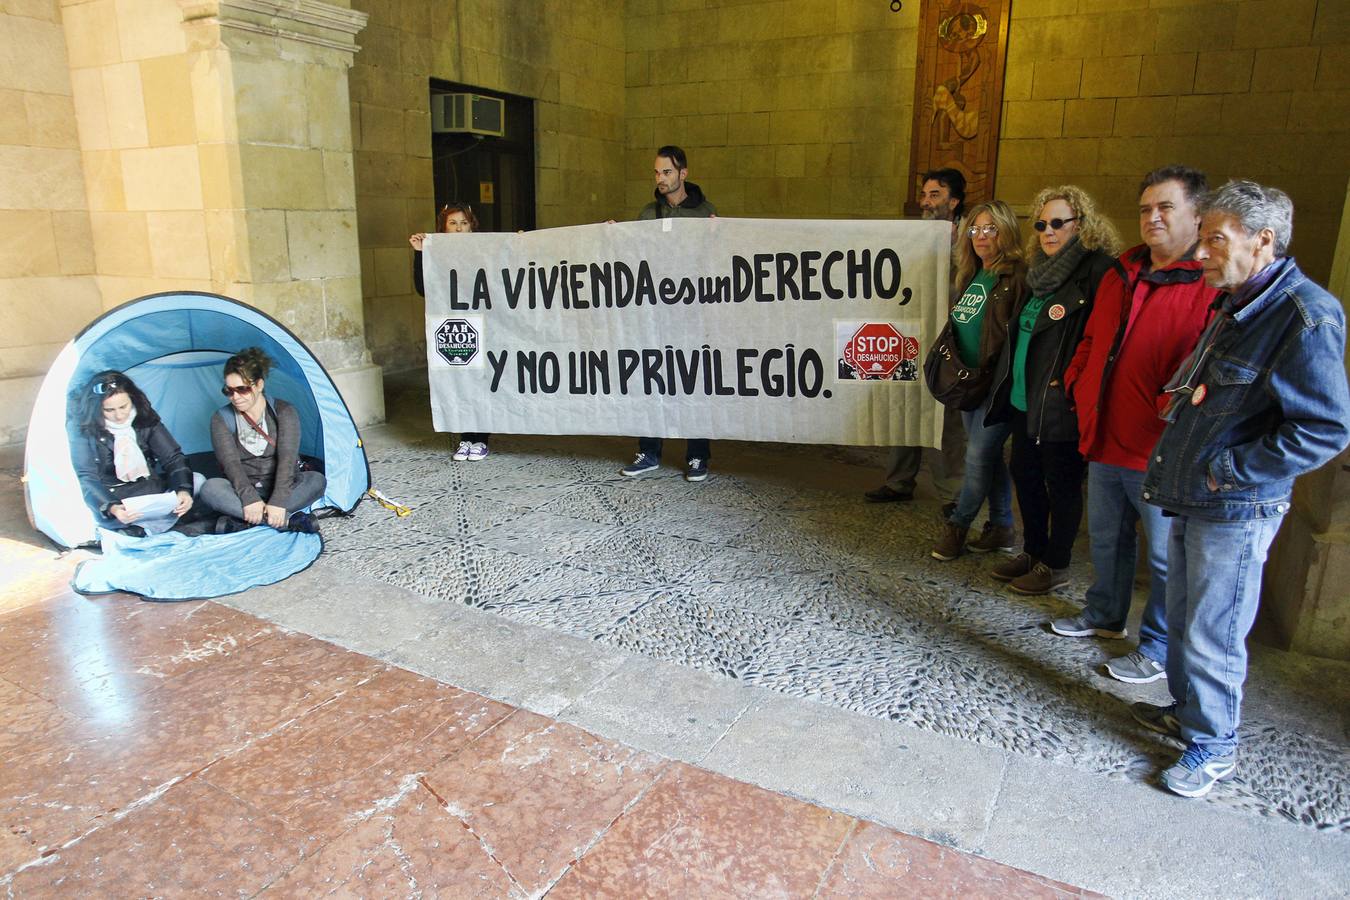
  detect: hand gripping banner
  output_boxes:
[423,216,950,447]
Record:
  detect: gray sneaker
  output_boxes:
[1161,743,1237,798]
[1131,701,1182,740]
[1106,650,1166,684]
[1048,613,1127,639]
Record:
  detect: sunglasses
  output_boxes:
[967,224,999,238]
[1034,216,1079,232]
[221,383,254,398]
[92,379,121,396]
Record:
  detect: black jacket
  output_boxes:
[637,182,716,219]
[72,419,194,517]
[986,249,1114,443]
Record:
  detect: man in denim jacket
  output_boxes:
[1132,181,1350,798]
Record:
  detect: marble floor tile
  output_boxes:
[549,761,853,898]
[7,779,311,898]
[201,666,514,842]
[419,709,669,896]
[817,820,1102,899]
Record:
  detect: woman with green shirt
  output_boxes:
[931,201,1028,562]
[984,186,1121,595]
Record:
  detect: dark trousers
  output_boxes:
[1009,412,1085,570]
[461,433,490,443]
[638,437,711,463]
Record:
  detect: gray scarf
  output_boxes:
[1026,236,1089,297]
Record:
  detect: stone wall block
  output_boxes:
[0,275,102,347]
[285,209,359,280]
[1139,52,1197,97]
[145,209,210,279]
[0,146,87,209]
[1219,91,1291,134]
[323,150,357,208]
[239,144,326,209]
[80,148,126,209]
[187,49,235,144]
[58,0,121,69]
[113,0,185,60]
[203,207,247,285]
[1063,98,1116,138]
[1313,0,1350,44]
[1251,46,1320,93]
[372,246,411,297]
[23,91,80,148]
[1287,90,1350,134]
[1172,93,1223,135]
[0,210,59,278]
[2,16,69,93]
[1154,5,1236,53]
[1194,49,1255,93]
[1031,58,1082,100]
[1112,95,1177,136]
[139,54,196,146]
[1315,44,1350,90]
[52,209,96,275]
[1080,56,1141,99]
[1003,100,1064,140]
[231,55,306,145]
[122,145,204,210]
[89,209,151,276]
[99,61,150,148]
[1233,0,1316,50]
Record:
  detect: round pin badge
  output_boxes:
[1191,384,1207,406]
[1047,303,1066,321]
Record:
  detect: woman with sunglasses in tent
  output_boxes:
[983,186,1121,595]
[199,347,326,533]
[71,371,203,536]
[410,201,492,462]
[929,200,1028,562]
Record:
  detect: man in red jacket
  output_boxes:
[1053,166,1217,683]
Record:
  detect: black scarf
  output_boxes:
[1026,235,1089,297]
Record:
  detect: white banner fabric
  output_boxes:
[423,216,950,447]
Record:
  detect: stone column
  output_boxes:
[175,0,383,424]
[1261,180,1350,660]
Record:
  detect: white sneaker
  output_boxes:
[466,441,489,461]
[452,440,471,461]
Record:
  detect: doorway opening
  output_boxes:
[428,80,535,233]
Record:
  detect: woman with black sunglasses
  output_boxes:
[199,347,326,533]
[411,201,492,462]
[71,371,201,535]
[984,185,1122,595]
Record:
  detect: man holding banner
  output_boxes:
[621,145,718,482]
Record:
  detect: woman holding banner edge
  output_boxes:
[929,200,1027,562]
[411,202,492,462]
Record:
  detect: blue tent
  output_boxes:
[25,292,370,548]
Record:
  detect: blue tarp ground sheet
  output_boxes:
[72,526,322,602]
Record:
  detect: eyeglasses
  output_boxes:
[221,383,254,398]
[1034,216,1079,232]
[967,224,999,238]
[92,379,121,396]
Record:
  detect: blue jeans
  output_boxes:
[1083,462,1169,663]
[949,403,1011,529]
[1164,514,1284,755]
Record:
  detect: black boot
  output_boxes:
[213,516,251,535]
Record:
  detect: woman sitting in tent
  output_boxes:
[71,371,201,536]
[199,347,326,534]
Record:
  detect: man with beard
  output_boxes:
[620,145,717,481]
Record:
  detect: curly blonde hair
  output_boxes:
[1026,184,1122,258]
[953,200,1025,293]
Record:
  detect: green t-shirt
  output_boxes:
[951,269,997,367]
[1010,293,1051,412]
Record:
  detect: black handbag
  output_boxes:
[923,318,992,411]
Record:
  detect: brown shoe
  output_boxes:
[968,522,1016,553]
[1009,561,1070,595]
[991,552,1035,582]
[930,523,969,561]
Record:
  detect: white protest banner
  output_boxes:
[423,216,950,447]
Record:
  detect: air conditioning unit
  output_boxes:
[431,93,505,137]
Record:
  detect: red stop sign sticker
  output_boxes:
[843,322,916,379]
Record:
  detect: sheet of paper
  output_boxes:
[121,491,180,535]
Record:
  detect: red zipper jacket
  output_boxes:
[1063,243,1217,470]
